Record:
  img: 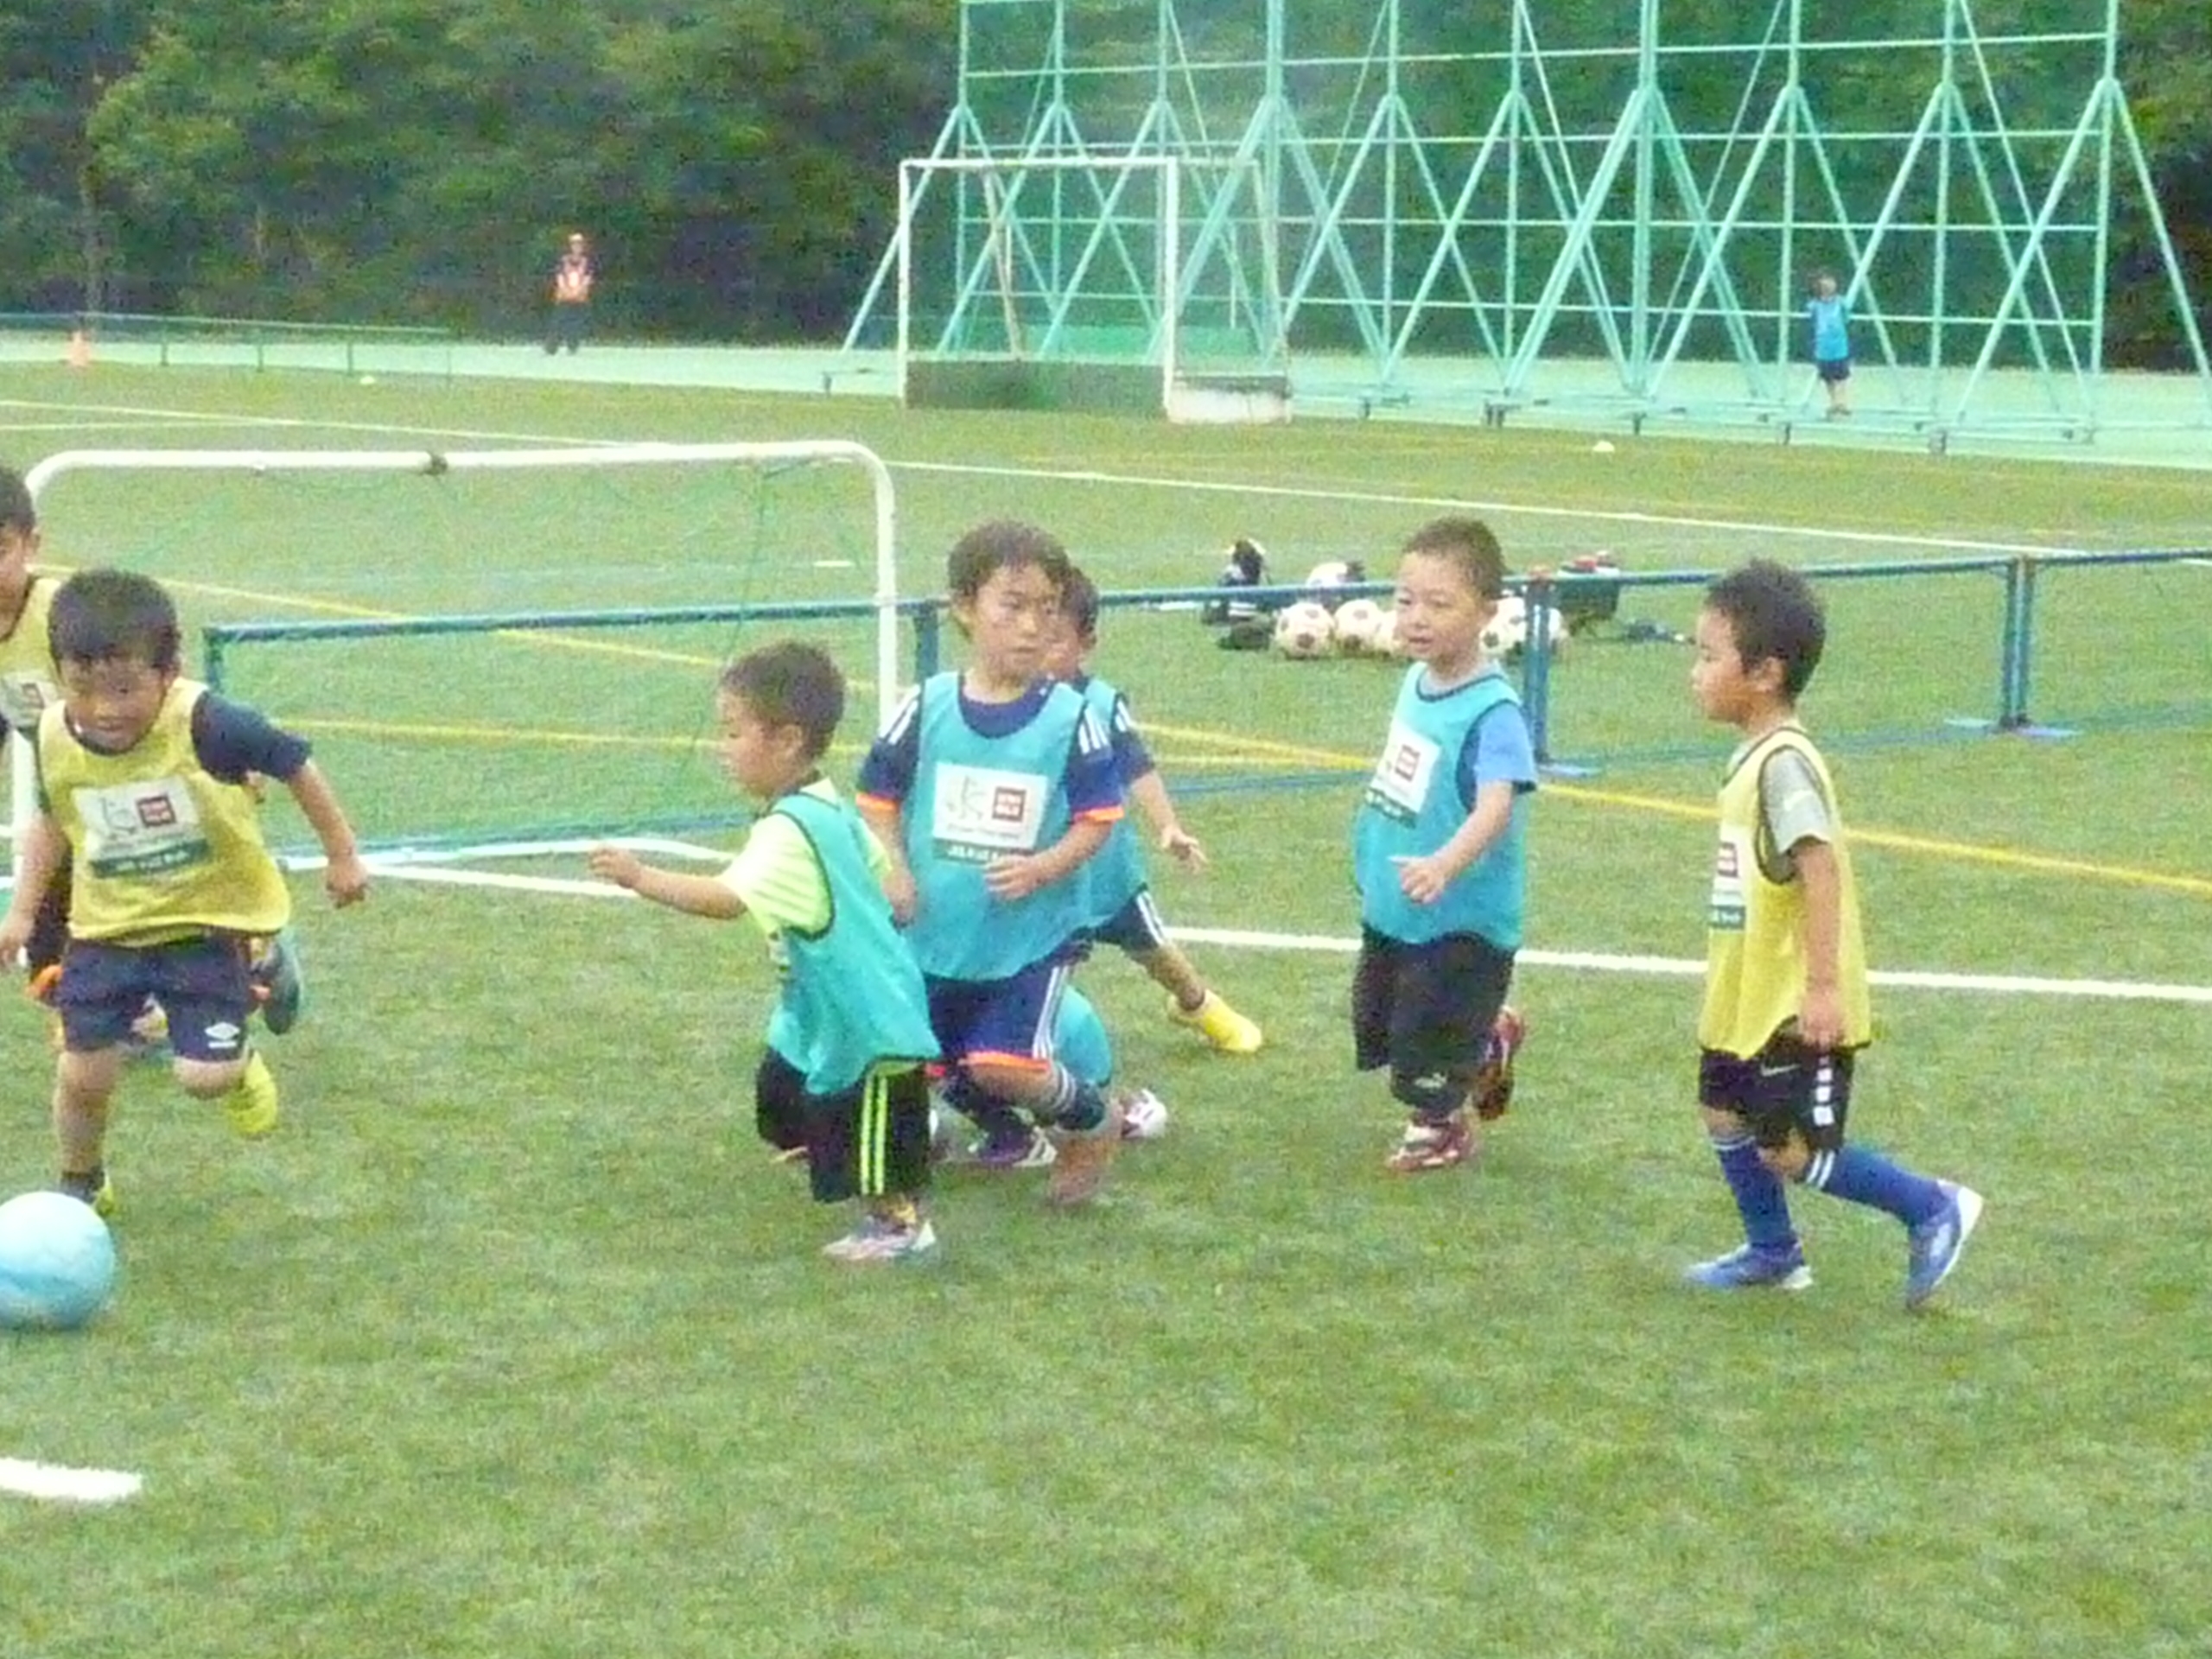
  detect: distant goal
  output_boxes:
[893,153,1290,423]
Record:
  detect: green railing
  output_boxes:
[0,310,456,379]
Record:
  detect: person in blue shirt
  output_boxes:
[1044,567,1263,1056]
[1806,271,1853,418]
[857,520,1129,1206]
[1351,518,1538,1173]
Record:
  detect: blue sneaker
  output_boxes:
[253,928,306,1035]
[1684,1243,1813,1292]
[1904,1182,1984,1309]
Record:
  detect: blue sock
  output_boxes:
[1803,1145,1948,1226]
[1710,1131,1796,1252]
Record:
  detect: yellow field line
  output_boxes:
[175,577,731,671]
[129,578,2212,901]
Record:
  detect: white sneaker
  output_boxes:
[1117,1088,1169,1141]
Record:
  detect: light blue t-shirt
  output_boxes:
[1807,295,1851,363]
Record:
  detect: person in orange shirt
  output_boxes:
[545,232,595,354]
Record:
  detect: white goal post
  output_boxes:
[893,152,1289,422]
[5,441,902,874]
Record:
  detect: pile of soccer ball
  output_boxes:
[1271,569,1567,664]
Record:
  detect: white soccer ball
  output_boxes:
[1332,597,1385,656]
[1532,603,1569,656]
[1304,559,1355,589]
[1370,606,1402,658]
[1274,600,1336,660]
[1481,594,1529,659]
[1117,1088,1170,1142]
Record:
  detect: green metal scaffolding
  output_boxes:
[847,0,2211,447]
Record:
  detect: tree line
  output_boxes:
[2,2,2205,360]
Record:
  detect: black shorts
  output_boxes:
[1816,357,1853,385]
[753,1048,810,1153]
[1351,926,1515,1112]
[1089,887,1171,955]
[57,934,255,1060]
[760,1052,933,1205]
[1698,1033,1855,1152]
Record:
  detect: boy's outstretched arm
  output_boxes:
[284,761,370,906]
[1127,770,1206,869]
[588,846,747,920]
[0,811,66,963]
[1792,838,1847,1049]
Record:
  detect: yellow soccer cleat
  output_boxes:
[1168,989,1264,1055]
[60,1170,118,1217]
[223,1052,280,1138]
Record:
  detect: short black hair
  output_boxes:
[1401,515,1506,601]
[946,519,1072,604]
[0,465,34,536]
[49,569,181,672]
[1704,559,1826,700]
[719,640,845,760]
[1061,566,1100,643]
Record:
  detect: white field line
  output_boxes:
[327,860,2212,1005]
[887,460,2074,558]
[0,1457,143,1505]
[1,395,2059,559]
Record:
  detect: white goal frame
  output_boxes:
[896,153,1190,410]
[5,441,901,875]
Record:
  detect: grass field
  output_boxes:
[2,364,2209,1658]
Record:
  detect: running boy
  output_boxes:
[1045,567,1262,1054]
[856,519,1128,1205]
[590,642,943,1263]
[1351,517,1537,1173]
[0,569,369,1214]
[2,467,302,1053]
[1685,559,1980,1306]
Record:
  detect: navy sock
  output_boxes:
[1803,1145,1948,1226]
[943,1072,1029,1148]
[1710,1131,1796,1252]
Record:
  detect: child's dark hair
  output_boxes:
[1061,566,1101,644]
[1704,559,1826,701]
[0,466,35,536]
[48,569,181,671]
[719,640,845,760]
[1401,515,1506,601]
[947,519,1072,603]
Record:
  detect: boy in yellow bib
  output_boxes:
[1685,560,1980,1308]
[0,569,369,1215]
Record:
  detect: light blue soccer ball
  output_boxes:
[0,1191,118,1332]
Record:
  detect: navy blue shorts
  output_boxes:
[57,935,255,1060]
[1816,357,1853,385]
[925,957,1077,1070]
[1089,887,1171,955]
[1699,1034,1856,1152]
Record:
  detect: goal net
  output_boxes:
[894,153,1290,421]
[7,442,902,873]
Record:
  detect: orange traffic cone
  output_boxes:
[66,329,92,370]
